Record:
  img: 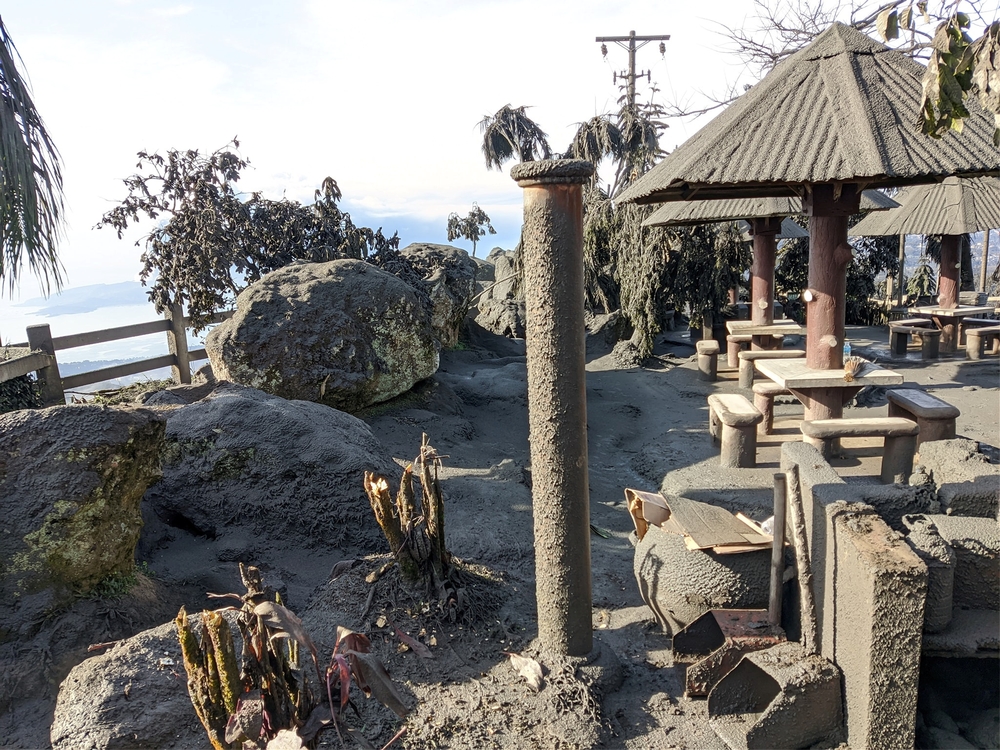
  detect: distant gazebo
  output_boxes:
[620,22,998,391]
[851,175,1000,349]
[644,192,898,327]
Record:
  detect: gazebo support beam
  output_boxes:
[750,216,783,348]
[804,184,861,385]
[938,234,960,309]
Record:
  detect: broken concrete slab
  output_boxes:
[916,438,1000,518]
[708,642,843,750]
[904,515,957,633]
[921,514,1000,611]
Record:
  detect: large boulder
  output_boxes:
[0,404,165,632]
[50,615,237,750]
[475,298,527,339]
[206,259,439,412]
[142,384,398,558]
[399,243,478,348]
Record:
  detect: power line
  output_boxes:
[595,31,670,109]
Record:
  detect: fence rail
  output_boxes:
[0,305,233,405]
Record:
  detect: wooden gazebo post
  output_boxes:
[750,217,782,328]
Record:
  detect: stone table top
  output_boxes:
[726,319,806,336]
[755,358,904,390]
[908,305,994,319]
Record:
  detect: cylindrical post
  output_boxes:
[803,185,860,371]
[938,234,960,309]
[980,229,991,293]
[769,473,787,626]
[750,218,781,327]
[512,159,594,657]
[165,302,192,384]
[26,324,65,406]
[896,234,906,307]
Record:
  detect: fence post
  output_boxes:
[26,324,65,406]
[165,302,191,384]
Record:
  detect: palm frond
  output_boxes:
[0,17,64,297]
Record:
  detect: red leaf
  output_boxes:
[391,624,434,659]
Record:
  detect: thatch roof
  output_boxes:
[641,190,898,226]
[619,23,999,205]
[850,176,1000,236]
[738,218,808,239]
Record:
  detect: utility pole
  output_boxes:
[596,31,670,110]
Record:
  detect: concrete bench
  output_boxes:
[800,417,919,483]
[890,323,940,359]
[708,394,763,468]
[965,325,1000,360]
[751,381,797,436]
[726,333,752,368]
[696,339,720,381]
[886,388,959,447]
[737,349,805,388]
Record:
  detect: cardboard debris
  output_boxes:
[626,488,772,554]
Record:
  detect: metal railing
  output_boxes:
[0,304,233,405]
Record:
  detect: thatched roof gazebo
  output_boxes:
[619,22,997,400]
[850,175,1000,349]
[644,192,899,328]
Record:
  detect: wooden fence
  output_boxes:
[0,304,233,406]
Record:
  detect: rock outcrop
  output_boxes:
[0,404,165,632]
[475,249,526,338]
[205,259,439,412]
[142,384,398,556]
[399,243,477,348]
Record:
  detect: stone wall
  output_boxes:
[781,442,928,750]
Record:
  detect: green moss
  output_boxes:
[210,447,256,481]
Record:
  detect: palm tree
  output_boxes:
[566,115,623,188]
[478,104,551,170]
[0,16,64,301]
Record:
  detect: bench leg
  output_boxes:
[803,435,832,459]
[698,352,718,381]
[753,392,774,436]
[727,339,740,369]
[881,434,917,484]
[720,424,757,468]
[921,335,939,360]
[709,407,720,443]
[966,333,983,360]
[890,331,908,356]
[738,358,754,389]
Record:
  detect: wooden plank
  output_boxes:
[0,351,56,382]
[50,319,171,350]
[665,495,760,549]
[189,347,208,361]
[62,354,177,390]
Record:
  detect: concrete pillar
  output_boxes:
[938,234,960,309]
[804,185,860,371]
[750,217,781,326]
[511,159,594,657]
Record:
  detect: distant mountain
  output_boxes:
[16,281,150,316]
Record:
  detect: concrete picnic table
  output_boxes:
[754,357,903,421]
[908,305,994,353]
[726,319,806,351]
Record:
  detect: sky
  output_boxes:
[1,0,997,324]
[1,0,771,301]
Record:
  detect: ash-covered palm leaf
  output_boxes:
[478,104,551,170]
[566,115,624,172]
[0,17,64,298]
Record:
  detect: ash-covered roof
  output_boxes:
[849,176,1000,236]
[738,218,809,239]
[619,23,999,205]
[641,190,898,226]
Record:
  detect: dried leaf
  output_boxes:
[391,623,434,659]
[505,651,545,691]
[298,705,333,743]
[351,651,410,718]
[225,690,264,744]
[590,524,612,539]
[253,601,318,664]
[336,625,371,655]
[329,653,351,710]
